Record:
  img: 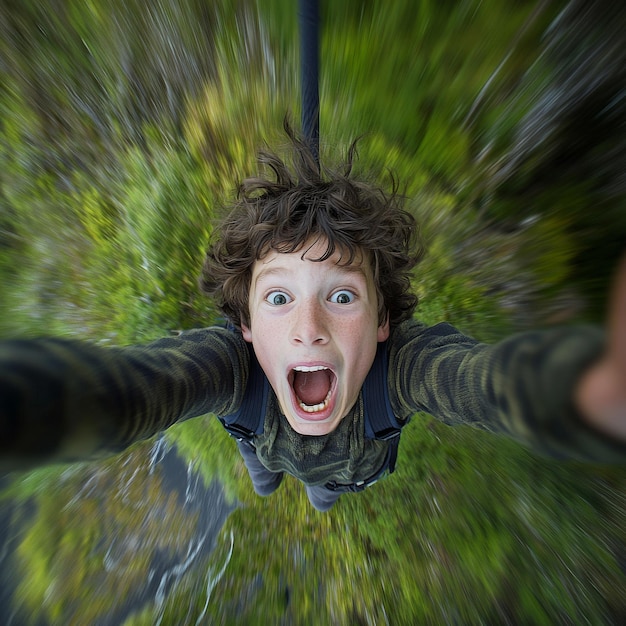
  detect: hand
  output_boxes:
[576,253,626,441]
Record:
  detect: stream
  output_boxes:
[0,438,237,625]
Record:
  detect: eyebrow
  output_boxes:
[254,263,367,287]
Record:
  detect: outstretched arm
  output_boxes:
[576,254,626,442]
[390,270,626,463]
[0,327,249,471]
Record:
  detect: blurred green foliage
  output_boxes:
[0,0,624,624]
[165,414,625,624]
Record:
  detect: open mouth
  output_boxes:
[289,365,336,414]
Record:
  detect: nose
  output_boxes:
[290,298,329,346]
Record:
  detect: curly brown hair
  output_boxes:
[200,126,422,330]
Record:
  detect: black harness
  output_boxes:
[219,340,407,492]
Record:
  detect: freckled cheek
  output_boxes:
[338,312,379,340]
[259,329,283,352]
[338,325,378,375]
[250,311,284,341]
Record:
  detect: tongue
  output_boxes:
[293,370,331,405]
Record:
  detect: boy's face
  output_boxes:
[241,239,389,436]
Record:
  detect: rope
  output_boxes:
[299,0,320,166]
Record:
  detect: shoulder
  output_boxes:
[174,324,248,348]
[171,324,250,364]
[150,324,247,351]
[116,325,251,381]
[388,318,479,351]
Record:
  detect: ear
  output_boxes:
[377,315,390,342]
[241,320,253,343]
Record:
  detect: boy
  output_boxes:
[1,131,625,511]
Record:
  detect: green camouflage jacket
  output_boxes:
[1,319,624,480]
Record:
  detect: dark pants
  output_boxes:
[236,441,342,512]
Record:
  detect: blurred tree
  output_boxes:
[467,0,626,318]
[0,0,222,176]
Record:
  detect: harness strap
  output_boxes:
[219,342,267,446]
[362,340,404,474]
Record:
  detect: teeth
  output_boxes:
[293,365,328,372]
[298,388,332,413]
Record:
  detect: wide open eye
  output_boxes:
[265,291,292,306]
[329,290,355,304]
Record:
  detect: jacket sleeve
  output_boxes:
[0,327,249,470]
[388,320,626,463]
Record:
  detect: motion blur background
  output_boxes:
[0,0,624,624]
